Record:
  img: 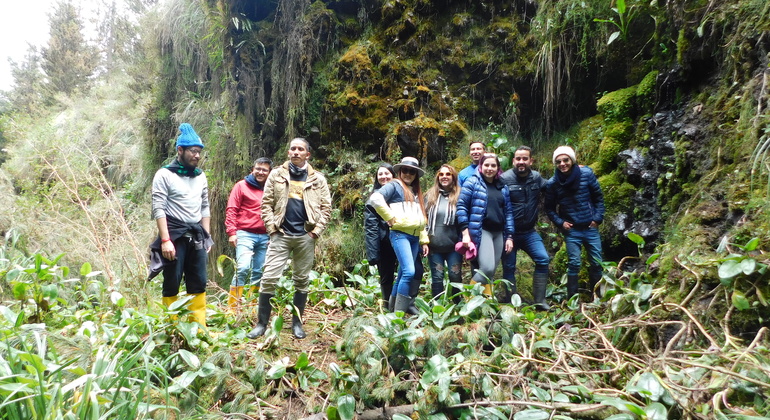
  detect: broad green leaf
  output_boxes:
[216,254,232,277]
[608,31,621,45]
[533,340,553,351]
[627,232,644,245]
[638,284,653,301]
[266,365,286,380]
[295,353,310,370]
[337,394,356,420]
[731,290,750,310]
[632,372,665,401]
[616,0,626,14]
[0,306,20,326]
[744,237,760,251]
[601,397,644,415]
[756,287,768,306]
[605,415,635,420]
[421,355,449,387]
[460,296,486,316]
[326,406,340,420]
[644,402,668,420]
[41,284,58,300]
[392,415,412,420]
[80,262,92,276]
[169,371,198,393]
[177,350,200,370]
[562,385,592,399]
[11,282,28,300]
[718,259,742,279]
[740,258,757,275]
[513,409,550,420]
[646,253,660,265]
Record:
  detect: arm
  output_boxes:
[369,182,396,222]
[262,171,277,235]
[156,217,176,260]
[363,204,382,263]
[310,175,332,238]
[587,170,605,226]
[225,182,241,246]
[543,181,565,228]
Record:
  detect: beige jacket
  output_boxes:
[262,161,332,236]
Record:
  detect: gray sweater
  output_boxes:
[152,168,210,223]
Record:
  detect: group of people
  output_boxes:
[365,141,606,313]
[150,125,331,339]
[149,123,606,340]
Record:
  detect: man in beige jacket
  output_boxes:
[247,138,331,339]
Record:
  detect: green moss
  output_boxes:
[596,86,637,123]
[636,70,658,114]
[598,170,636,214]
[676,28,688,65]
[597,121,634,174]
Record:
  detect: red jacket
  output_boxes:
[225,179,267,236]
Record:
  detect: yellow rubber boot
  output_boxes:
[227,286,243,313]
[188,292,207,327]
[469,281,493,297]
[162,295,179,320]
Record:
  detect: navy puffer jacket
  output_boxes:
[457,173,515,249]
[544,166,605,229]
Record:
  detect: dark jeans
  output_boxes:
[428,250,463,298]
[376,238,397,299]
[503,230,551,281]
[565,227,603,276]
[162,235,208,297]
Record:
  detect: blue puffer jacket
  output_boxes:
[457,173,515,248]
[544,166,605,229]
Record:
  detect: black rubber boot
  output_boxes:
[380,282,392,312]
[566,275,579,300]
[532,272,550,311]
[407,278,421,315]
[292,291,308,339]
[589,269,603,298]
[246,293,273,339]
[388,295,396,312]
[393,294,411,314]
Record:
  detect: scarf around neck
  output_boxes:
[427,189,456,236]
[244,173,263,189]
[165,159,202,177]
[556,166,581,192]
[289,162,308,177]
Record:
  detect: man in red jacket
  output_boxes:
[225,157,273,310]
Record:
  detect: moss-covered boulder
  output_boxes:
[597,86,637,123]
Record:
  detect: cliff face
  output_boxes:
[150,0,770,333]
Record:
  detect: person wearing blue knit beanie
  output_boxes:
[149,123,213,332]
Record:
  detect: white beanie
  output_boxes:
[553,146,577,164]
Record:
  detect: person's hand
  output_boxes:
[161,240,176,261]
[387,217,396,227]
[422,244,429,257]
[589,221,598,228]
[308,232,318,239]
[505,238,514,254]
[562,221,573,230]
[462,232,471,247]
[228,235,237,247]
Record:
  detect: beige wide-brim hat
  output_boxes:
[393,156,425,177]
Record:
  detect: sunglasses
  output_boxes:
[437,172,453,177]
[555,158,571,164]
[401,168,418,175]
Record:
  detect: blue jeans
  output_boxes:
[564,227,603,276]
[503,230,551,281]
[390,230,420,296]
[230,230,270,288]
[428,251,463,299]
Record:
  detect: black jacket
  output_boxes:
[364,201,390,264]
[544,166,605,229]
[500,169,547,233]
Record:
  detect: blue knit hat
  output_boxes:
[176,123,204,149]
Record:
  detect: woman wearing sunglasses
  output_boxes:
[364,163,398,310]
[457,153,515,297]
[424,164,463,303]
[369,156,429,314]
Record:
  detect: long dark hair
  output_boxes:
[396,168,427,220]
[425,164,460,211]
[373,163,396,191]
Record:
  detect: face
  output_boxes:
[437,167,454,188]
[377,167,393,186]
[555,154,573,173]
[400,167,417,185]
[469,143,485,164]
[288,139,310,166]
[179,146,202,167]
[513,150,532,175]
[481,159,498,180]
[252,163,271,183]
